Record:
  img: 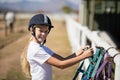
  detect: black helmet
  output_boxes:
[28,14,54,31]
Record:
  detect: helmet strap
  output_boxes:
[31,26,35,36]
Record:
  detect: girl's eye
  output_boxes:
[44,31,49,34]
[39,30,49,34]
[39,30,43,33]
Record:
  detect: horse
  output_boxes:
[5,12,15,36]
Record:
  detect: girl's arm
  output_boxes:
[46,48,93,69]
[50,45,90,60]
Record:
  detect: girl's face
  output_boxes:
[34,25,49,43]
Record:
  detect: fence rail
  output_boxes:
[65,17,120,80]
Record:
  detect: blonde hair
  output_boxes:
[21,38,32,78]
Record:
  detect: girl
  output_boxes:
[21,14,93,80]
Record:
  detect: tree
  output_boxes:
[62,6,72,13]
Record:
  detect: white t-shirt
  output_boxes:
[27,41,54,80]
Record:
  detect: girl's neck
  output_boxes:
[30,36,42,44]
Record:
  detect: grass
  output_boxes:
[0,31,26,49]
[6,68,26,80]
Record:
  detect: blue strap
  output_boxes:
[73,47,105,80]
[91,48,105,78]
[72,61,85,80]
[82,47,105,80]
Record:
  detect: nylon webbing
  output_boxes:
[72,47,108,80]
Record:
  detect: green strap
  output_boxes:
[73,47,105,80]
[82,47,105,80]
[91,48,105,78]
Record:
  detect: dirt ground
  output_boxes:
[0,17,79,80]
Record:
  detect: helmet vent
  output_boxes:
[44,14,48,24]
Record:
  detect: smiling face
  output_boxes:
[33,25,49,44]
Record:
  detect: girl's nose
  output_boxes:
[41,32,46,35]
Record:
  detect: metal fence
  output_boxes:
[65,16,120,80]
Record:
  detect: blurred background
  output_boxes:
[0,0,120,80]
[0,0,81,80]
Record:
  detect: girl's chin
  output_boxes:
[37,38,45,43]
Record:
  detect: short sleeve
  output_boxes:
[32,46,54,64]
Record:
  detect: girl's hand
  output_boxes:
[81,48,94,58]
[75,45,90,56]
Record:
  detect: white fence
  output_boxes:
[65,17,120,80]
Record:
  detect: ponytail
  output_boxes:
[21,40,31,78]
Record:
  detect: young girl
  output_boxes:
[21,14,93,80]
